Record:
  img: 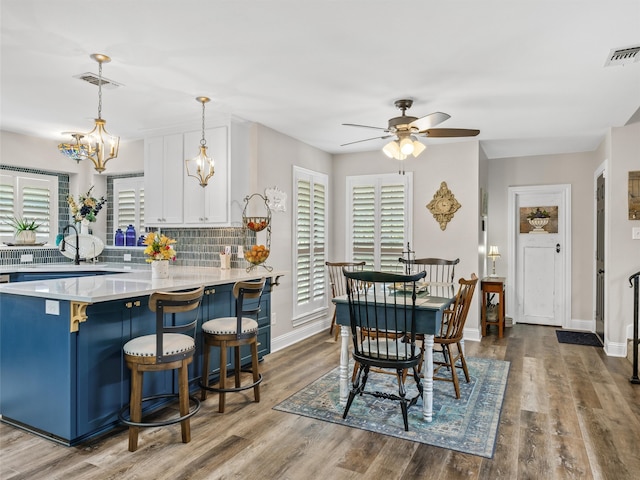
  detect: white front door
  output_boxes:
[508,185,571,327]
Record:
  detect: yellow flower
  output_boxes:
[143,232,177,263]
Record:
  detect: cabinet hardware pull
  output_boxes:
[125,302,132,308]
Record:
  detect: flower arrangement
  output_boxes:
[527,208,550,220]
[143,232,177,262]
[67,186,106,223]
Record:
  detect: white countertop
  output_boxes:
[0,263,285,303]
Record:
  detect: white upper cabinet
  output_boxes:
[183,126,229,225]
[144,134,184,225]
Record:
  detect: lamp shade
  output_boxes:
[411,139,426,157]
[488,245,501,258]
[399,137,414,155]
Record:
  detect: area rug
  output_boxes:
[274,357,510,458]
[556,330,603,347]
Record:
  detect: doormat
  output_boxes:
[273,357,510,458]
[556,330,603,347]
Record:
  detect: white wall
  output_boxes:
[333,141,482,340]
[601,121,640,356]
[253,124,333,345]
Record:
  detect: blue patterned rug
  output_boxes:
[274,357,510,458]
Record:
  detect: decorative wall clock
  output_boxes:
[426,181,461,231]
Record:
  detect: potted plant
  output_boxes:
[7,215,41,244]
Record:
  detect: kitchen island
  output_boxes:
[0,263,283,445]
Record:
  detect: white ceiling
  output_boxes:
[1,0,639,160]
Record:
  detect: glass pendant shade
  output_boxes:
[411,138,426,157]
[400,137,414,155]
[58,133,93,163]
[186,144,215,187]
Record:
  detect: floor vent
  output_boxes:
[73,72,123,89]
[604,45,640,67]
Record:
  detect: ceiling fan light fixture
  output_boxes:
[412,139,426,157]
[399,136,414,155]
[383,140,400,159]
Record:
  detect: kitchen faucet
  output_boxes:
[60,224,80,265]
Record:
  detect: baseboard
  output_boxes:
[604,340,627,358]
[566,318,594,331]
[271,317,331,353]
[463,327,481,342]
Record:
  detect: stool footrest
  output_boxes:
[118,393,201,428]
[200,371,263,393]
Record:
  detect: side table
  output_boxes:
[481,276,506,338]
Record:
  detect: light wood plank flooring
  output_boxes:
[2,324,640,479]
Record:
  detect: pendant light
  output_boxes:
[185,96,215,187]
[58,54,120,173]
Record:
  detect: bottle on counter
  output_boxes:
[125,225,136,247]
[115,228,124,246]
[137,235,146,247]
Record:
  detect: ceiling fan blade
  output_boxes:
[342,123,388,131]
[341,135,393,146]
[424,128,480,138]
[410,112,451,132]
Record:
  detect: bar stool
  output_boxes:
[118,286,204,452]
[200,278,266,413]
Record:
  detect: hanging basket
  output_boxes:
[242,193,273,272]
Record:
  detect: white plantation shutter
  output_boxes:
[0,170,57,244]
[347,173,412,271]
[113,177,145,234]
[293,167,328,323]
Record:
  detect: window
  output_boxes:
[293,167,327,324]
[0,169,57,244]
[113,177,145,234]
[346,173,412,271]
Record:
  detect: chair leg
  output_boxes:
[457,342,470,383]
[201,343,210,401]
[329,308,336,337]
[178,361,191,444]
[128,365,143,452]
[251,340,261,403]
[446,344,461,399]
[219,343,227,413]
[234,346,241,388]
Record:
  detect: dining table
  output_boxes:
[332,282,456,422]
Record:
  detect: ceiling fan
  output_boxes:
[341,99,479,166]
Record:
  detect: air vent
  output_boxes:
[73,72,123,89]
[604,45,640,67]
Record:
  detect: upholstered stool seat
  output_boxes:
[118,286,204,452]
[200,279,266,413]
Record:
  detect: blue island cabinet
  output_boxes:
[0,278,271,446]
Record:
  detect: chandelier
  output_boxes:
[58,53,120,173]
[185,96,215,187]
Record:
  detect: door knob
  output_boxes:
[556,243,561,253]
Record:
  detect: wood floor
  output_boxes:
[2,324,640,480]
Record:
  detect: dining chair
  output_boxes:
[343,269,427,431]
[398,257,460,373]
[433,273,478,398]
[200,278,266,413]
[118,286,204,452]
[325,261,366,340]
[398,257,460,283]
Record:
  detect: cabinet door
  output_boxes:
[183,126,229,225]
[144,134,184,225]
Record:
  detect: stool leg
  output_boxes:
[128,365,143,452]
[234,346,241,388]
[178,361,191,444]
[251,340,260,403]
[219,343,227,413]
[201,342,210,401]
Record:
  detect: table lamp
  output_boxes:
[488,245,501,277]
